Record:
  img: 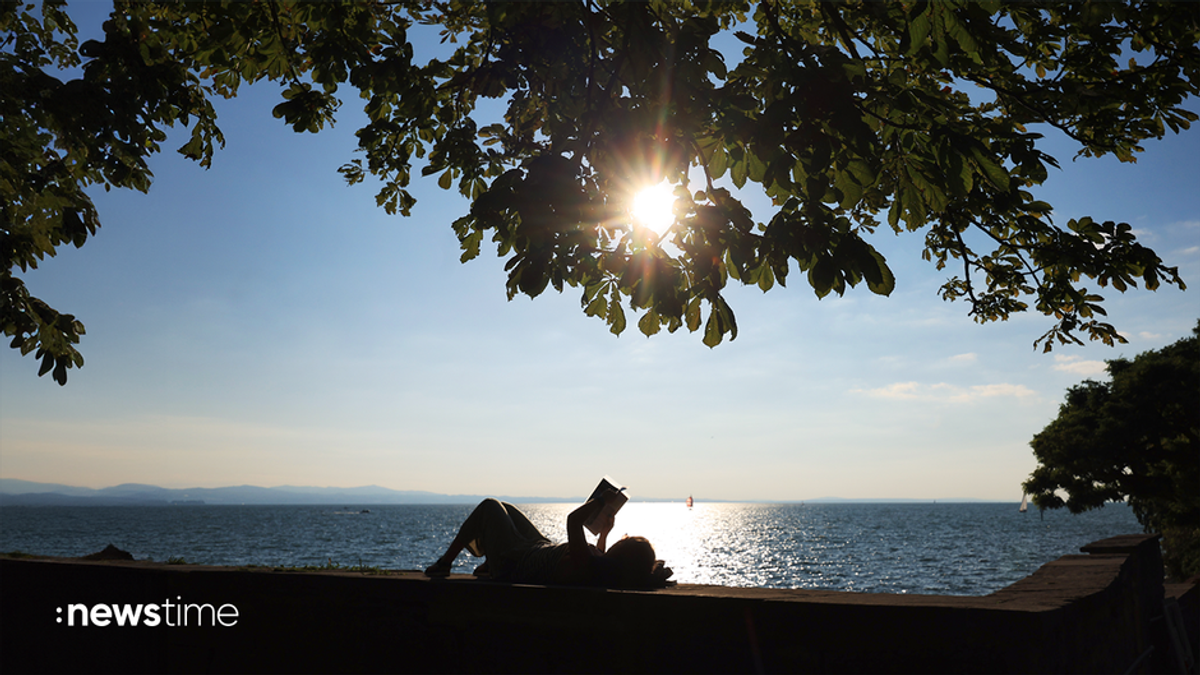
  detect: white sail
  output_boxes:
[1019,494,1028,513]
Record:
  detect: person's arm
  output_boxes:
[566,489,616,561]
[595,499,616,552]
[595,508,616,552]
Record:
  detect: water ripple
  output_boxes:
[0,501,1140,595]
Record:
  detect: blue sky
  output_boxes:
[1,7,1197,501]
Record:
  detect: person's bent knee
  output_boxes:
[472,498,507,519]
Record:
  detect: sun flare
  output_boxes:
[631,182,677,236]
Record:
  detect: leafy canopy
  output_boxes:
[1022,321,1199,577]
[3,1,1196,383]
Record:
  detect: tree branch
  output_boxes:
[960,73,1121,153]
[266,0,305,87]
[760,0,816,69]
[819,4,862,61]
[953,230,982,314]
[968,217,1043,290]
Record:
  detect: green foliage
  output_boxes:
[1023,321,1200,579]
[3,1,1197,382]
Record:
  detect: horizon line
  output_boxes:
[0,477,1024,503]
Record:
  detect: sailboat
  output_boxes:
[686,495,694,508]
[1019,494,1028,513]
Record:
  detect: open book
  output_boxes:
[583,476,628,535]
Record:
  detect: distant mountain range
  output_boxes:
[0,479,576,506]
[0,479,996,506]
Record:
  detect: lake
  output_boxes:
[0,501,1141,595]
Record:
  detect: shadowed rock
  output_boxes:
[81,544,133,561]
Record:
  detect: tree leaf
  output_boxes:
[638,310,661,336]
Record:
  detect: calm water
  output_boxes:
[0,502,1141,596]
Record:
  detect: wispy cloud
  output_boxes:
[1130,226,1158,243]
[947,353,977,365]
[1052,354,1108,376]
[853,381,1037,403]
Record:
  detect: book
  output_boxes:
[583,476,628,535]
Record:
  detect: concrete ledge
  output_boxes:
[1,534,1191,674]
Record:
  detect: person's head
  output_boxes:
[603,535,656,588]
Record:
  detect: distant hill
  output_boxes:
[0,479,1003,505]
[0,479,575,506]
[799,497,991,503]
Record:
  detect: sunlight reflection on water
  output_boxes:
[1,501,1140,595]
[518,501,1141,594]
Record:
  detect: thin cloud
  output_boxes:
[1130,227,1157,243]
[947,353,978,364]
[1169,220,1199,251]
[1052,355,1108,377]
[853,381,1037,403]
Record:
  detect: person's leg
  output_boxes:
[501,501,545,541]
[426,499,529,576]
[471,501,546,577]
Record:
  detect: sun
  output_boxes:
[630,181,677,236]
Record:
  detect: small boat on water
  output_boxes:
[1019,494,1028,513]
[686,495,694,508]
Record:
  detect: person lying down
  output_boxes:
[424,492,673,588]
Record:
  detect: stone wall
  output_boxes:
[1,534,1193,674]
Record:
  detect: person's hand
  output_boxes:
[597,510,616,536]
[650,560,674,586]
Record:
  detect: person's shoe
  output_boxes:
[424,560,451,578]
